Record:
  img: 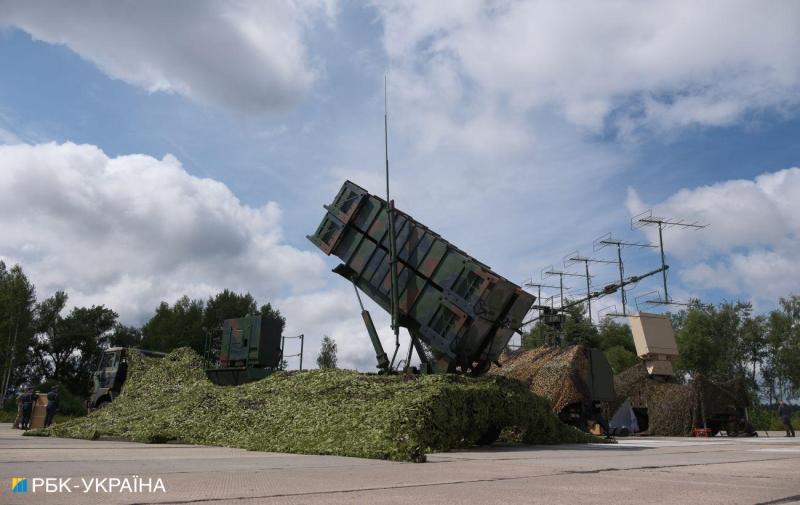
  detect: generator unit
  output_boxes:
[205,316,284,385]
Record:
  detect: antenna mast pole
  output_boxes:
[633,211,707,305]
[384,76,400,359]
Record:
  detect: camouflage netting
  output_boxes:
[43,348,598,462]
[492,345,592,415]
[613,364,695,436]
[612,364,751,436]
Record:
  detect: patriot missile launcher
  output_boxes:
[308,180,535,375]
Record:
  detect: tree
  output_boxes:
[259,303,286,335]
[203,290,257,335]
[32,291,69,380]
[141,296,205,353]
[317,336,337,369]
[0,262,36,396]
[739,316,767,388]
[106,324,143,348]
[561,302,600,348]
[672,299,754,382]
[762,296,800,402]
[604,345,639,374]
[33,292,118,396]
[597,320,636,353]
[597,319,637,373]
[521,301,599,349]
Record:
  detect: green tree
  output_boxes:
[672,299,754,382]
[521,301,598,349]
[561,302,600,348]
[106,323,143,348]
[597,319,637,373]
[0,262,36,396]
[33,292,118,396]
[203,290,257,335]
[604,345,639,374]
[597,319,635,353]
[763,296,800,402]
[739,315,767,388]
[32,291,69,379]
[317,336,337,369]
[259,302,286,335]
[141,296,205,353]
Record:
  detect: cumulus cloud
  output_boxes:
[0,0,335,112]
[376,0,800,151]
[0,142,325,322]
[626,167,800,304]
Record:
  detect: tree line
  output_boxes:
[0,261,285,398]
[3,258,797,403]
[521,296,800,403]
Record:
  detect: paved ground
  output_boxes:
[0,423,798,505]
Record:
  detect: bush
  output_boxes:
[750,404,800,431]
[49,348,601,461]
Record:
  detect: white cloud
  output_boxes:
[376,0,800,151]
[0,0,336,113]
[278,287,421,372]
[0,142,325,323]
[626,167,800,304]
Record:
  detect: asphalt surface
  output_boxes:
[1,423,798,504]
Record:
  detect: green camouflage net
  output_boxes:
[46,348,598,462]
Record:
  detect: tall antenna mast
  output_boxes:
[632,210,707,304]
[384,75,401,367]
[523,280,560,346]
[564,251,615,324]
[593,232,657,316]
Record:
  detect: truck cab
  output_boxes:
[88,347,164,409]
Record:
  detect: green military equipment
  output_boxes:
[204,316,283,385]
[588,348,616,403]
[308,180,536,374]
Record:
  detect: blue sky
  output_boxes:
[1,1,799,368]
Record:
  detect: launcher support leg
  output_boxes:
[353,283,390,372]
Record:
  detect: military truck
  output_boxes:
[308,180,536,375]
[88,347,165,410]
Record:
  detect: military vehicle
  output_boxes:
[204,315,284,385]
[88,347,165,409]
[308,180,536,375]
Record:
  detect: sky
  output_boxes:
[1,0,799,370]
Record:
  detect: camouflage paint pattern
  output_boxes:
[308,180,536,373]
[219,316,283,369]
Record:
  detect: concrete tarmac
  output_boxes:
[0,423,798,504]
